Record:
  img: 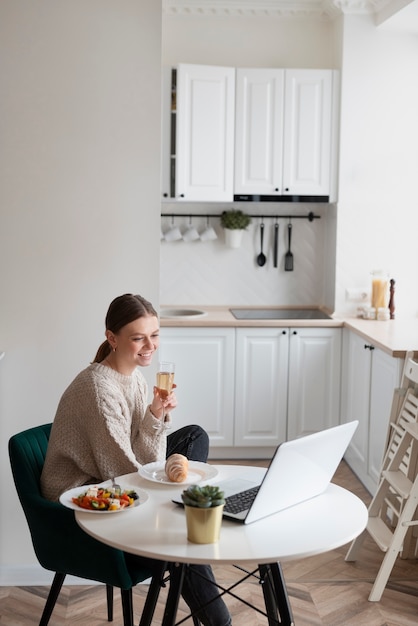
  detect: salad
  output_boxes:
[71,485,139,511]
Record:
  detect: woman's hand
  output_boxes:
[151,384,177,420]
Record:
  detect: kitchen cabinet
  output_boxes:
[287,327,342,439]
[234,68,337,200]
[234,328,289,446]
[162,64,339,203]
[340,328,402,494]
[159,327,235,445]
[162,63,235,202]
[161,326,341,454]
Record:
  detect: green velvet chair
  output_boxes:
[8,423,166,626]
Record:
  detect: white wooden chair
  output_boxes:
[345,351,418,601]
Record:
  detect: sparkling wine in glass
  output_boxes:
[156,361,175,399]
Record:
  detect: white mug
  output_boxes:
[200,226,218,242]
[164,226,182,242]
[183,226,200,242]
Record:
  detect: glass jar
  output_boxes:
[377,307,390,321]
[363,306,376,320]
[371,270,389,310]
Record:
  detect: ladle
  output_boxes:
[257,222,266,266]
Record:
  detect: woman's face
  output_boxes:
[106,315,160,370]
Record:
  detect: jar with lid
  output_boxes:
[377,307,390,321]
[371,270,389,310]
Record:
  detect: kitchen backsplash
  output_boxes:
[160,204,331,308]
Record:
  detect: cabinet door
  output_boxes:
[160,328,235,446]
[340,329,372,482]
[287,327,342,439]
[234,69,284,196]
[175,63,235,202]
[283,69,333,197]
[368,348,401,486]
[235,328,288,446]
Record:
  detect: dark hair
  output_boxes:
[93,294,158,363]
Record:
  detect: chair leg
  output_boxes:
[121,588,134,626]
[39,572,66,626]
[106,584,114,621]
[139,562,168,626]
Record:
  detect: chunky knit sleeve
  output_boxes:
[40,364,168,501]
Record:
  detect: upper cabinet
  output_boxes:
[162,63,235,202]
[234,68,336,200]
[234,69,285,198]
[162,64,339,203]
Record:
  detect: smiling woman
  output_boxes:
[39,292,232,626]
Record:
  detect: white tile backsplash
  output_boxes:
[160,205,331,308]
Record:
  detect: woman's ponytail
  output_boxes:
[92,340,111,364]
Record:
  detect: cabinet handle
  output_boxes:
[292,330,297,335]
[274,187,279,192]
[281,330,287,335]
[364,344,375,350]
[284,187,289,192]
[179,194,185,198]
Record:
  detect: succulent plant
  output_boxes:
[220,210,252,230]
[181,484,225,509]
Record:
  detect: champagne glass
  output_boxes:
[155,361,175,426]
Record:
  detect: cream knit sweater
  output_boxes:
[40,363,170,501]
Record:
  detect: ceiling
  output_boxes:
[162,0,418,29]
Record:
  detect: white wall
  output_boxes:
[0,0,162,583]
[336,13,418,318]
[160,15,340,309]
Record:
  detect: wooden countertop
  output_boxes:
[160,306,418,358]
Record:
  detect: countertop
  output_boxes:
[160,306,418,359]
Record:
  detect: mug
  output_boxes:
[183,226,200,242]
[200,225,218,242]
[164,226,182,242]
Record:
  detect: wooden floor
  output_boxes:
[2,460,418,625]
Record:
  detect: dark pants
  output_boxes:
[166,423,209,462]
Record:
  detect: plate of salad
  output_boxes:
[59,483,149,513]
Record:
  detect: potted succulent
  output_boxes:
[220,210,252,248]
[181,485,225,544]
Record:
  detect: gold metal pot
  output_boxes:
[184,504,224,544]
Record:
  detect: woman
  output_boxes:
[41,293,231,626]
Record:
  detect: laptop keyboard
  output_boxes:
[224,486,260,514]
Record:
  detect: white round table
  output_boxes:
[75,465,368,625]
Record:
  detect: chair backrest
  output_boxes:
[9,423,52,516]
[9,424,152,588]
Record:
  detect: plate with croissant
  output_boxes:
[139,453,218,485]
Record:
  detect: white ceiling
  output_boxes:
[163,0,418,29]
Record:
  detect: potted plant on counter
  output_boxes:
[220,210,252,248]
[181,485,225,544]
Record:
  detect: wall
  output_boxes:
[336,13,418,318]
[0,0,162,583]
[160,14,341,309]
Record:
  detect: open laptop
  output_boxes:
[174,421,358,524]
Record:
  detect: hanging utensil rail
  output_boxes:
[161,211,320,222]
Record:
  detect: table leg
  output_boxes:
[263,562,294,626]
[138,562,168,626]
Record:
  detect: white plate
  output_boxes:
[139,461,218,485]
[59,483,149,514]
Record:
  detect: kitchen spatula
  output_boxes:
[285,223,293,271]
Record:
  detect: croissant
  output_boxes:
[165,453,189,483]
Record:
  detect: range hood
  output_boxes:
[233,194,329,203]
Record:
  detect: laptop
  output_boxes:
[174,421,358,524]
